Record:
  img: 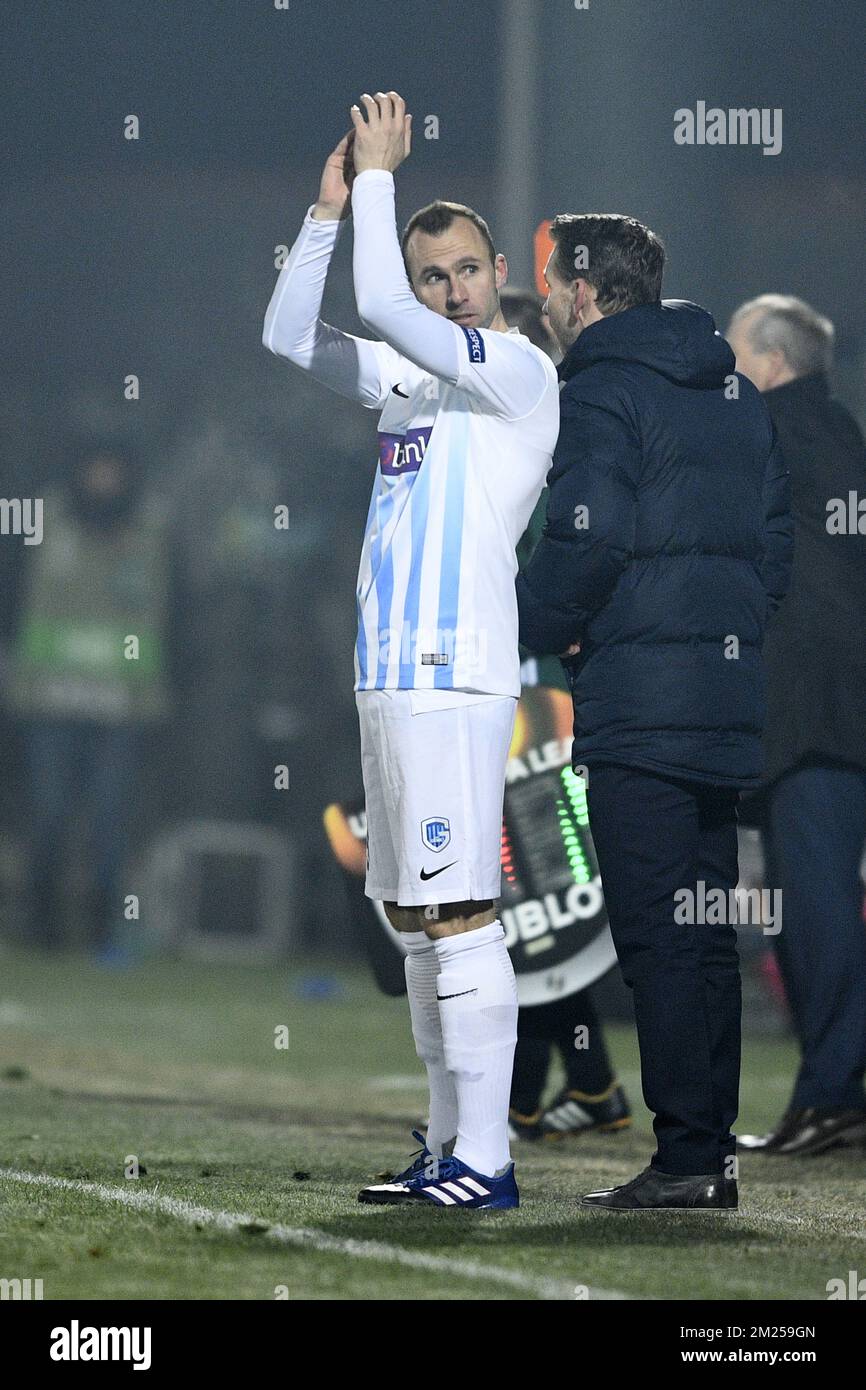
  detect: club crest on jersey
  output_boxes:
[421,816,451,853]
[378,425,432,477]
[460,325,486,363]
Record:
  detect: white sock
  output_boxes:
[434,920,518,1177]
[402,931,458,1158]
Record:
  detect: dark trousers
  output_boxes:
[511,989,615,1115]
[585,762,741,1174]
[23,718,142,946]
[762,760,866,1111]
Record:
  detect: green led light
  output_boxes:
[554,770,591,883]
[561,766,589,826]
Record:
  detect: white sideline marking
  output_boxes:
[0,1168,629,1301]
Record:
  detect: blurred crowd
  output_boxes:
[0,366,372,961]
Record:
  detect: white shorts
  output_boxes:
[355,689,518,907]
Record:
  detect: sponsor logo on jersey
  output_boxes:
[460,325,486,364]
[421,816,451,852]
[377,425,432,476]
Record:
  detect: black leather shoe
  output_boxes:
[738,1107,866,1156]
[580,1165,737,1210]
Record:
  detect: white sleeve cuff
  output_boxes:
[302,205,346,231]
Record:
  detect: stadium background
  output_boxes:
[0,0,864,1303]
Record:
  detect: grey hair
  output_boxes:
[731,294,835,376]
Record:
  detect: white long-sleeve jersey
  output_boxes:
[262,169,559,697]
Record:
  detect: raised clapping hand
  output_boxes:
[349,91,412,175]
[313,130,357,221]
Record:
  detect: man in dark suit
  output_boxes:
[728,294,866,1155]
[517,216,793,1208]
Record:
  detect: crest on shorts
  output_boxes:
[421,816,451,853]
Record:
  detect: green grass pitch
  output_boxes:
[0,944,863,1301]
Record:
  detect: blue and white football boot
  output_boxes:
[358,1135,519,1209]
[356,1129,436,1203]
[387,1130,436,1183]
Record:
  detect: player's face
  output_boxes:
[405,220,505,329]
[542,251,581,353]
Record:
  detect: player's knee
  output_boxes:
[385,899,498,935]
[383,901,421,932]
[423,900,497,935]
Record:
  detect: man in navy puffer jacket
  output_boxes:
[517,215,793,1210]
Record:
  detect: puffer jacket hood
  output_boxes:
[559,299,735,391]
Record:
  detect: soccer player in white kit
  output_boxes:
[262,92,559,1209]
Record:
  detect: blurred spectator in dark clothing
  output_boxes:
[3,439,178,957]
[728,295,866,1155]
